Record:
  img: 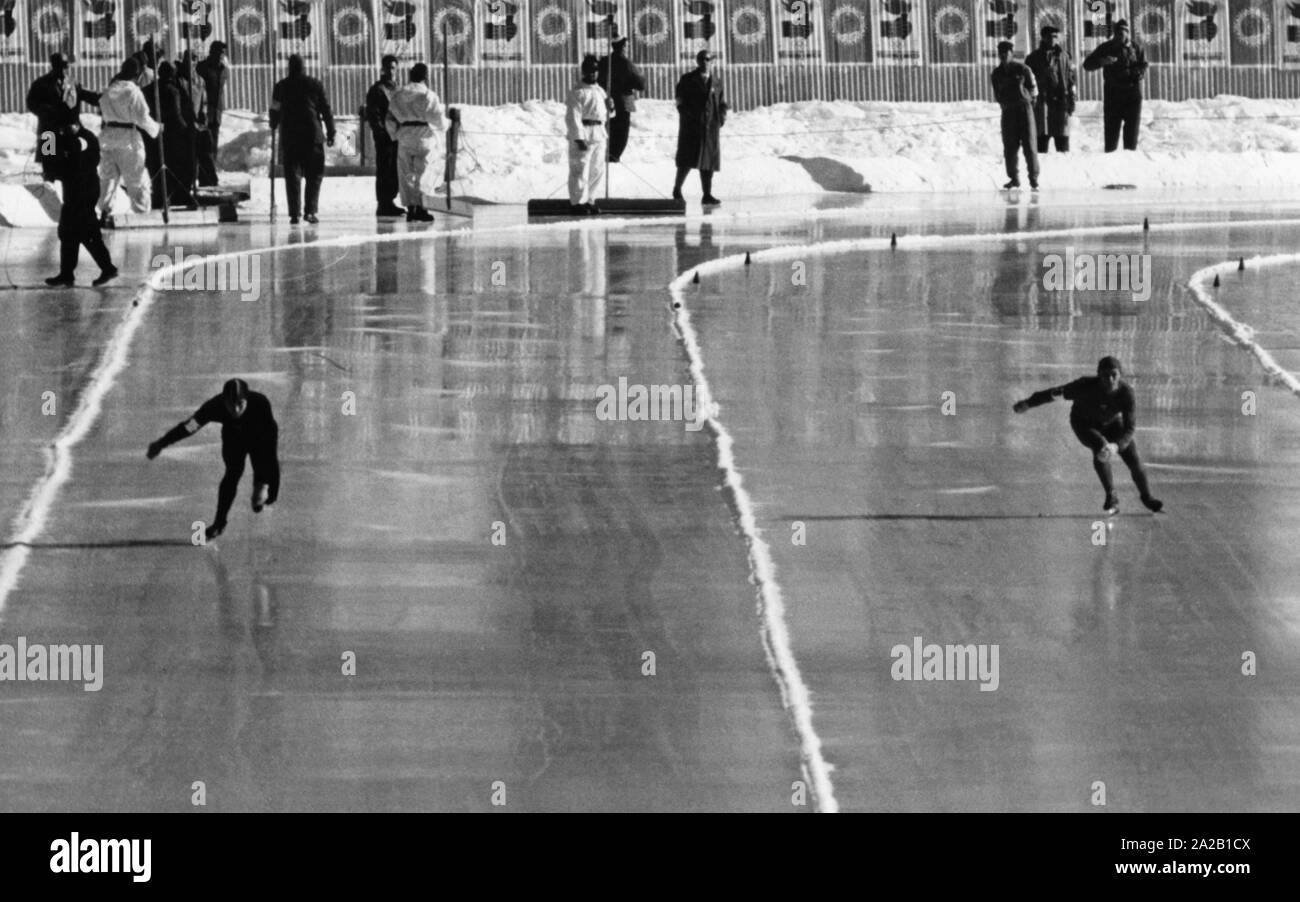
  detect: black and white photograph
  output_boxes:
[0,0,1295,879]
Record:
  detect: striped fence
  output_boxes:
[1,0,1298,114]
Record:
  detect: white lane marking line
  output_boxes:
[1187,254,1300,396]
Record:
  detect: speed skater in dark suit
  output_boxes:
[1012,356,1163,515]
[146,378,281,540]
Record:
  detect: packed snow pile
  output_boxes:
[4,95,1300,206]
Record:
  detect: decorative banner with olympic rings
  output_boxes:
[978,0,1029,60]
[377,0,427,61]
[175,0,223,57]
[1180,0,1226,64]
[1227,0,1271,63]
[823,0,872,61]
[877,0,921,64]
[679,0,724,61]
[432,0,474,63]
[274,0,326,60]
[930,0,976,63]
[228,0,272,64]
[530,0,574,63]
[579,0,626,56]
[628,0,675,62]
[480,0,523,63]
[325,0,371,62]
[776,0,825,59]
[1080,0,1126,55]
[75,0,126,62]
[1130,0,1173,60]
[726,0,773,61]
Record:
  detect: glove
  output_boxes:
[1012,400,1029,413]
[146,440,162,460]
[1096,442,1120,462]
[448,106,461,123]
[326,134,335,147]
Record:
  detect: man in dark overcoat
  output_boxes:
[269,54,336,225]
[597,36,646,164]
[672,48,727,206]
[1025,25,1075,153]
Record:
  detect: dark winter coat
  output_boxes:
[674,69,726,172]
[1083,38,1148,89]
[991,60,1037,109]
[270,73,336,156]
[195,56,227,131]
[597,54,647,113]
[365,76,396,141]
[26,72,99,137]
[1025,44,1075,138]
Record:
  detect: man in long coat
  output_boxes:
[1025,25,1075,153]
[195,40,228,186]
[270,54,336,225]
[991,40,1039,190]
[672,48,727,206]
[26,53,100,182]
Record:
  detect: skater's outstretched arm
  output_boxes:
[147,399,220,458]
[1012,383,1069,414]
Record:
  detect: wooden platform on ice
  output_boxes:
[527,198,686,218]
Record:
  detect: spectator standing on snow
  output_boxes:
[97,57,160,219]
[1025,25,1075,153]
[1083,18,1148,152]
[672,48,727,206]
[195,40,228,187]
[386,62,446,223]
[367,54,404,218]
[991,40,1039,190]
[270,54,336,225]
[596,36,645,164]
[565,54,610,216]
[27,53,100,182]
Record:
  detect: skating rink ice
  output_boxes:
[1,191,1298,811]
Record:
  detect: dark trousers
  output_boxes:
[1037,133,1070,153]
[1072,422,1153,499]
[283,144,325,217]
[1103,85,1142,152]
[197,124,219,187]
[372,132,399,204]
[607,111,631,162]
[1000,104,1039,183]
[57,203,113,276]
[161,128,197,206]
[1034,98,1071,153]
[215,435,280,527]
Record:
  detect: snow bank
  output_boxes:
[3,95,1300,213]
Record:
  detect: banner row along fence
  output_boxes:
[3,1,1300,114]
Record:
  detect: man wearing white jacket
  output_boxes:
[97,57,160,217]
[565,55,611,215]
[385,63,445,223]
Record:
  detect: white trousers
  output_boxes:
[568,127,605,206]
[396,129,438,207]
[98,128,150,214]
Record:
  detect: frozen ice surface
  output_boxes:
[1,191,1299,811]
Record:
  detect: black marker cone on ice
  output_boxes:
[744,252,751,265]
[1239,258,1245,271]
[1143,217,1149,231]
[1213,274,1220,287]
[890,233,897,248]
[692,271,699,284]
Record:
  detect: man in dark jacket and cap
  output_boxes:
[26,53,100,182]
[1083,19,1148,152]
[154,61,198,207]
[1025,25,1076,153]
[672,48,727,206]
[991,40,1039,190]
[597,36,646,164]
[45,127,117,288]
[270,54,336,225]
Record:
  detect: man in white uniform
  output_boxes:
[565,55,611,215]
[97,57,160,216]
[385,63,445,223]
